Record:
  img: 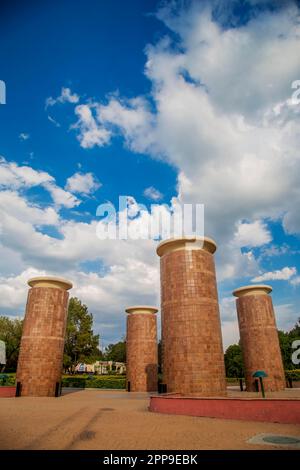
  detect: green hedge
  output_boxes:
[0,373,126,389]
[0,373,16,386]
[61,375,126,389]
[1,371,299,388]
[85,377,125,389]
[61,377,86,388]
[285,369,300,381]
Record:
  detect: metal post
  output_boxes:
[259,376,265,398]
[55,381,61,397]
[15,381,22,397]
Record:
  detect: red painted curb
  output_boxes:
[149,395,300,424]
[0,386,16,398]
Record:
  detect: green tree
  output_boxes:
[289,318,300,338]
[0,316,23,371]
[104,340,126,362]
[224,344,244,378]
[278,330,293,369]
[64,297,100,372]
[278,318,300,370]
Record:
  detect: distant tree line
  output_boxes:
[0,297,128,373]
[0,301,299,375]
[278,319,300,370]
[224,318,300,378]
[0,316,23,371]
[0,298,101,372]
[104,341,126,363]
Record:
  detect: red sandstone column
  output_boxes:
[16,276,72,397]
[126,306,158,392]
[157,237,226,396]
[233,285,286,392]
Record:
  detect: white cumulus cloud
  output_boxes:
[0,157,54,188]
[46,87,79,108]
[3,1,300,342]
[0,157,80,209]
[252,266,297,282]
[65,2,300,283]
[72,104,111,148]
[234,220,272,248]
[65,172,101,195]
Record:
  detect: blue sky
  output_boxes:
[0,0,176,210]
[0,0,300,349]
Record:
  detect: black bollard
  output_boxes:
[259,376,265,398]
[15,381,22,397]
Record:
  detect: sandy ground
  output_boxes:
[0,389,299,450]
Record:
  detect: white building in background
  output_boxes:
[75,360,126,375]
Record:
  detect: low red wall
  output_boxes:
[0,386,16,398]
[149,395,300,424]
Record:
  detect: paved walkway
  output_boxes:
[0,390,299,450]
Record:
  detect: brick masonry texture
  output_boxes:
[126,313,158,392]
[16,286,69,397]
[160,246,227,396]
[236,294,286,391]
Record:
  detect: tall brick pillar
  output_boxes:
[157,237,226,396]
[126,306,158,392]
[16,276,72,397]
[233,285,285,392]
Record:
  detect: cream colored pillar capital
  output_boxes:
[28,276,73,291]
[233,284,272,298]
[156,236,217,257]
[125,306,158,315]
